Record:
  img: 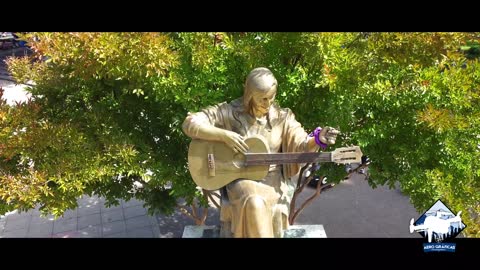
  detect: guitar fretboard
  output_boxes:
[244,152,332,166]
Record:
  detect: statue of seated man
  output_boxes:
[182,67,339,237]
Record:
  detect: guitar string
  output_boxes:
[245,154,332,165]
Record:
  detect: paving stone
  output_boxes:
[102,209,124,224]
[126,226,153,238]
[78,213,102,229]
[125,215,152,231]
[102,220,126,236]
[123,205,147,219]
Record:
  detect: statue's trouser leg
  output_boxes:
[244,195,274,237]
[272,206,285,238]
[226,178,282,238]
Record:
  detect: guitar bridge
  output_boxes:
[207,145,215,176]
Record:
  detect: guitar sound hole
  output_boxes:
[232,153,246,168]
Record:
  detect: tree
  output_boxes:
[2,32,479,236]
[308,32,480,236]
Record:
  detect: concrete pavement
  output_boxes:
[0,195,162,238]
[294,173,422,237]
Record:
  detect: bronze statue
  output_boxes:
[182,67,339,237]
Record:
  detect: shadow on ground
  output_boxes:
[155,207,220,238]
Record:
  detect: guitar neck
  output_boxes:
[244,152,332,166]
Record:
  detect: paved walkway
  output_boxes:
[294,173,422,237]
[0,196,161,238]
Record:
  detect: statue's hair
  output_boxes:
[243,67,278,113]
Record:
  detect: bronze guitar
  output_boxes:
[188,135,362,190]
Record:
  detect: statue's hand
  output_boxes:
[319,127,340,145]
[222,130,249,154]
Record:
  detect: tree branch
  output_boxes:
[290,175,323,224]
[203,189,221,209]
[191,200,198,218]
[289,163,315,225]
[177,205,196,221]
[199,190,210,224]
[345,162,370,180]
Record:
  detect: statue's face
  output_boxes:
[251,87,276,117]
